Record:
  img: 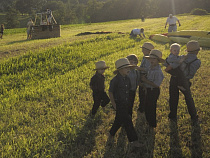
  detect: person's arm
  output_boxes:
[139,33,143,38]
[136,67,146,71]
[179,55,187,63]
[165,21,168,28]
[165,65,173,72]
[177,19,181,26]
[109,92,116,110]
[141,75,159,88]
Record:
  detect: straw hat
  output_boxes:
[145,49,165,63]
[113,58,135,74]
[94,61,109,70]
[187,40,200,53]
[140,42,154,51]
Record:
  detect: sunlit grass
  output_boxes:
[0,15,209,157]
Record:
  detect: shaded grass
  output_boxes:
[0,15,209,157]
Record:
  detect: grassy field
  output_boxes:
[0,15,210,157]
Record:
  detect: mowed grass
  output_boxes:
[0,15,210,157]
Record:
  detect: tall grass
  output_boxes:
[0,15,210,157]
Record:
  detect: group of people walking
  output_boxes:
[90,40,201,147]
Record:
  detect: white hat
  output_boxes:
[113,58,135,74]
[187,40,200,53]
[140,42,154,51]
[145,49,165,63]
[94,61,109,70]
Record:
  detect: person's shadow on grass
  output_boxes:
[126,111,155,158]
[103,125,128,158]
[57,111,101,157]
[190,122,203,158]
[168,120,183,157]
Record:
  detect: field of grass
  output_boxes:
[0,15,210,157]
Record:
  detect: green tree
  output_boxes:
[5,7,20,28]
[42,1,66,24]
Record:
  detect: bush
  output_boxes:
[191,8,208,15]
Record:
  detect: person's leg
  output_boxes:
[110,108,123,136]
[121,108,138,142]
[128,90,136,117]
[92,92,101,115]
[145,88,160,127]
[168,76,179,120]
[101,92,110,107]
[138,86,146,112]
[130,30,134,36]
[180,81,198,121]
[27,29,30,39]
[173,25,177,32]
[167,68,188,91]
[168,26,173,32]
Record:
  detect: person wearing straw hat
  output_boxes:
[137,42,154,113]
[168,40,201,124]
[141,49,164,128]
[90,61,110,117]
[126,54,142,117]
[109,58,142,148]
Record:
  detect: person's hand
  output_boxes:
[165,65,172,72]
[179,23,181,27]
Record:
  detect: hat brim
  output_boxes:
[93,66,109,70]
[145,56,165,63]
[113,65,137,74]
[140,46,152,51]
[186,47,201,53]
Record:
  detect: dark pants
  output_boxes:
[168,76,197,120]
[92,91,110,115]
[138,86,146,112]
[128,90,136,117]
[110,105,138,142]
[145,88,160,127]
[130,30,137,37]
[167,67,188,89]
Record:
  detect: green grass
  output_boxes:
[0,15,210,157]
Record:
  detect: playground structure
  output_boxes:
[31,10,61,39]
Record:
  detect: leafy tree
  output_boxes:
[5,7,20,28]
[42,1,66,24]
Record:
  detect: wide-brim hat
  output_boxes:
[93,61,109,70]
[140,42,154,51]
[187,40,200,53]
[113,58,136,74]
[145,49,165,63]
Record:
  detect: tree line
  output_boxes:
[1,0,209,28]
